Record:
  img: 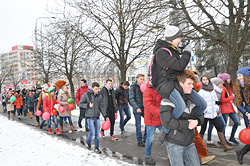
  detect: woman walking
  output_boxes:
[25,89,34,119]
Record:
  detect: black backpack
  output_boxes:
[149,47,172,88]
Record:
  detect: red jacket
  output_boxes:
[14,96,23,109]
[75,85,89,106]
[220,87,234,114]
[143,82,162,126]
[43,95,58,116]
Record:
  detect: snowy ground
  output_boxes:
[0,115,134,166]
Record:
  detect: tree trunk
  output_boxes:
[68,77,76,107]
[227,53,239,83]
[119,65,127,82]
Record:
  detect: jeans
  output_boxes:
[22,105,26,115]
[7,111,14,114]
[86,119,100,148]
[17,109,21,116]
[243,115,250,128]
[162,89,206,133]
[48,115,58,129]
[222,113,239,138]
[145,126,162,157]
[60,116,73,126]
[207,116,226,141]
[166,142,200,166]
[134,113,147,143]
[119,105,131,131]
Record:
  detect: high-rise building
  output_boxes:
[1,45,38,89]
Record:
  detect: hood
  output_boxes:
[81,84,89,89]
[59,89,65,94]
[213,83,223,93]
[153,39,178,54]
[119,82,124,89]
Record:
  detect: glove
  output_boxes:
[178,39,191,52]
[215,101,222,105]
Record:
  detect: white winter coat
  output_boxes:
[198,88,219,119]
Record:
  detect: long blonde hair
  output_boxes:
[48,92,56,102]
[235,75,250,107]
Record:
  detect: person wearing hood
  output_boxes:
[57,85,77,132]
[14,90,23,120]
[115,81,131,136]
[32,85,42,125]
[198,75,233,152]
[76,79,89,131]
[100,79,119,140]
[21,88,27,117]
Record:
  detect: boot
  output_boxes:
[236,145,250,165]
[55,128,61,135]
[29,112,33,119]
[48,128,53,134]
[70,125,77,132]
[145,156,156,165]
[199,134,204,140]
[60,126,64,133]
[8,114,10,120]
[11,113,14,121]
[217,132,233,152]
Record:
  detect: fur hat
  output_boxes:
[165,24,182,41]
[217,73,230,82]
[186,69,200,83]
[236,67,250,76]
[211,77,224,86]
[55,80,67,90]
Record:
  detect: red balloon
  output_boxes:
[67,103,75,111]
[115,112,118,120]
[239,127,250,145]
[140,82,147,93]
[102,119,110,130]
[36,110,42,116]
[59,106,65,113]
[42,112,50,120]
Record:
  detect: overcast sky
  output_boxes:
[0,0,55,53]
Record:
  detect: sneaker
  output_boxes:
[101,131,105,139]
[110,135,118,141]
[86,128,90,132]
[18,116,21,120]
[229,137,239,145]
[157,130,167,145]
[86,143,91,150]
[207,140,217,148]
[94,147,101,154]
[145,156,156,165]
[137,142,145,147]
[201,155,216,165]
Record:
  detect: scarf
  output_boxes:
[202,82,214,91]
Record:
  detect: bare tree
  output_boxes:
[6,64,21,89]
[0,66,8,91]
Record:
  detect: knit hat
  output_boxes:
[42,84,49,91]
[47,87,55,94]
[36,85,42,90]
[236,67,250,76]
[217,73,230,82]
[165,24,182,41]
[211,77,224,86]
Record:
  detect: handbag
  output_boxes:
[230,101,238,113]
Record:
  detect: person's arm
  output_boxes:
[129,85,139,109]
[79,93,88,109]
[143,90,160,116]
[99,95,107,119]
[57,94,67,106]
[220,88,234,102]
[75,88,80,106]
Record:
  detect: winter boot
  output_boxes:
[60,126,64,133]
[199,134,204,140]
[94,147,101,154]
[55,128,61,135]
[48,128,53,134]
[229,136,239,145]
[217,132,233,152]
[207,140,217,148]
[29,112,33,119]
[70,125,77,132]
[236,145,250,165]
[8,114,10,120]
[145,156,156,165]
[201,155,216,165]
[86,143,91,150]
[11,113,14,121]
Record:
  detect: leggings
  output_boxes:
[200,117,222,135]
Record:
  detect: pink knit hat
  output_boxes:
[217,73,230,82]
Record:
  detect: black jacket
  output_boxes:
[129,82,144,115]
[115,82,129,107]
[160,82,204,147]
[100,87,118,113]
[153,39,191,97]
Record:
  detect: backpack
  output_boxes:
[79,89,92,118]
[149,47,173,88]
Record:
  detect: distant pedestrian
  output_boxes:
[6,91,15,120]
[21,88,27,117]
[1,89,7,113]
[25,89,34,119]
[14,90,23,120]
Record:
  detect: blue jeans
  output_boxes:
[60,116,73,126]
[7,111,14,114]
[17,109,21,116]
[163,89,206,133]
[22,105,26,115]
[166,142,200,166]
[119,105,131,131]
[207,115,226,141]
[48,115,58,129]
[222,113,239,138]
[86,119,100,148]
[134,113,147,143]
[243,115,250,128]
[145,126,162,157]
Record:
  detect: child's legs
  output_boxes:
[17,109,21,116]
[190,89,207,117]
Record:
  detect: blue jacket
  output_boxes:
[129,82,144,114]
[237,87,250,115]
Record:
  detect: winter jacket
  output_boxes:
[198,88,219,119]
[237,87,250,115]
[32,91,41,110]
[160,82,204,147]
[14,96,23,109]
[43,95,58,116]
[115,82,129,107]
[100,86,118,113]
[153,39,191,98]
[57,89,71,117]
[220,87,235,114]
[25,95,34,108]
[213,84,223,117]
[75,85,89,106]
[6,96,15,111]
[21,93,27,106]
[143,83,162,126]
[79,89,107,119]
[129,81,144,115]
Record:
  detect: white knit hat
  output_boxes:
[211,77,224,86]
[165,24,182,41]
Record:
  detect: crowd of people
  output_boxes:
[1,24,250,166]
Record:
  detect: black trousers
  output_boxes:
[102,109,115,136]
[200,117,223,135]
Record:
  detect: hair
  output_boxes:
[136,74,145,78]
[27,89,32,96]
[224,79,235,94]
[62,85,70,98]
[106,79,112,83]
[48,92,56,101]
[123,81,130,86]
[92,82,99,88]
[236,75,250,107]
[81,79,86,83]
[200,75,211,83]
[177,70,196,83]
